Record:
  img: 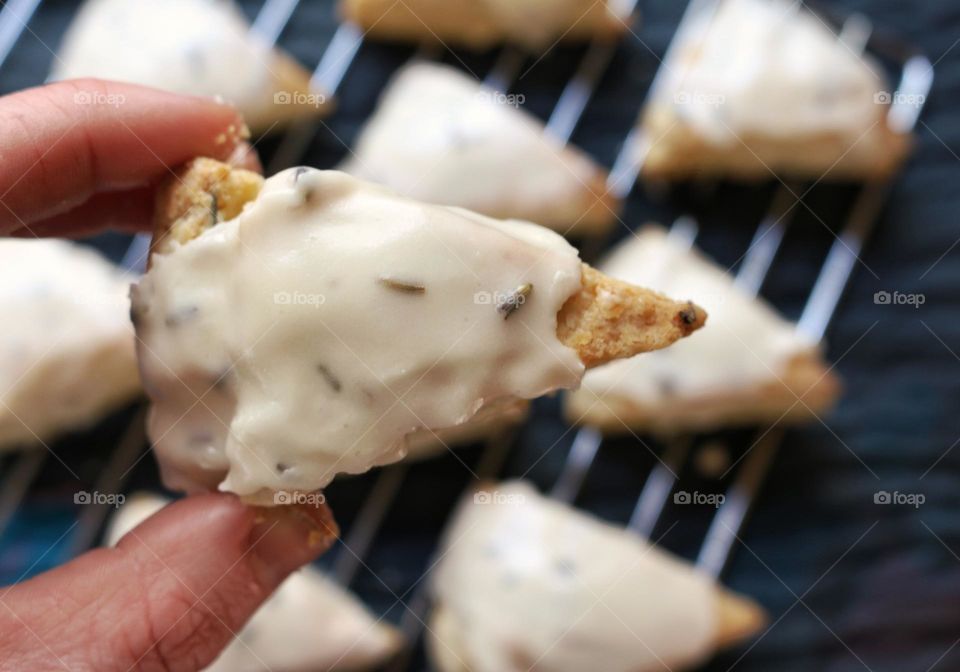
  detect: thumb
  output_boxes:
[0,492,337,672]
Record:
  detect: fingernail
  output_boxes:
[250,498,338,585]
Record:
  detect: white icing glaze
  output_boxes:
[52,0,316,132]
[132,169,584,497]
[0,239,139,449]
[341,62,610,234]
[576,226,817,408]
[430,481,719,672]
[651,0,888,143]
[106,494,403,672]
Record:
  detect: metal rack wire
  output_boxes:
[0,1,933,670]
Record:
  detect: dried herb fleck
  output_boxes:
[209,190,219,226]
[316,364,342,392]
[496,283,533,320]
[678,305,698,325]
[378,277,426,294]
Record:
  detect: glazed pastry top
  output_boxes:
[53,0,314,131]
[342,62,612,233]
[577,226,817,405]
[0,239,138,448]
[650,0,889,143]
[431,481,721,672]
[133,169,585,498]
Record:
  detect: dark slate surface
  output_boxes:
[1,1,959,670]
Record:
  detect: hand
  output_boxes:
[0,79,338,672]
[0,78,258,237]
[1,495,337,671]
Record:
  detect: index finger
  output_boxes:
[0,78,248,235]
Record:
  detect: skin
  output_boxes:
[0,80,336,671]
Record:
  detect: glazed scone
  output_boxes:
[639,0,910,180]
[428,481,767,672]
[106,494,404,672]
[340,0,630,52]
[132,159,704,500]
[341,63,619,238]
[566,226,840,434]
[52,0,328,134]
[0,239,140,450]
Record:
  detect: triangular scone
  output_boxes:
[428,481,767,672]
[52,0,328,134]
[341,63,620,238]
[0,239,140,450]
[106,494,404,672]
[566,226,840,435]
[639,0,910,180]
[133,159,704,499]
[340,0,629,52]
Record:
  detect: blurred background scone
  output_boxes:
[340,0,631,51]
[342,62,620,237]
[429,481,767,672]
[52,0,329,133]
[566,226,841,434]
[638,0,910,180]
[0,239,139,450]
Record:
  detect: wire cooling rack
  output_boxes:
[0,1,933,670]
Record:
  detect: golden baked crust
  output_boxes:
[149,159,705,367]
[565,351,841,434]
[640,104,911,181]
[339,0,627,51]
[428,597,766,672]
[558,265,706,368]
